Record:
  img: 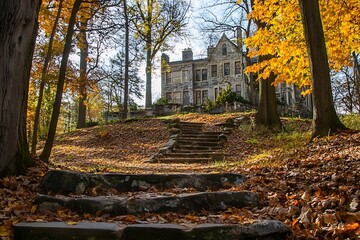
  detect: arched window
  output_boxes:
[222,44,227,55]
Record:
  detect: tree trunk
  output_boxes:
[255,68,283,131]
[77,18,89,128]
[145,46,152,109]
[31,0,64,155]
[0,0,40,177]
[123,0,129,119]
[40,0,82,162]
[298,0,347,139]
[254,18,283,131]
[352,52,360,114]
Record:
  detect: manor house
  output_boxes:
[161,32,312,114]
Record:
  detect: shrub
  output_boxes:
[204,98,216,112]
[154,97,169,105]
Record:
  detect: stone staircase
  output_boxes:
[148,121,226,163]
[13,120,292,239]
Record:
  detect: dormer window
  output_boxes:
[222,44,227,55]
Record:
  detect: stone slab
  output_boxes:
[13,222,122,240]
[40,170,245,194]
[36,191,258,215]
[14,221,292,240]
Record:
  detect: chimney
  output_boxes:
[182,48,193,61]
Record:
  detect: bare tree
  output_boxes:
[131,0,190,108]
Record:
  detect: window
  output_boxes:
[224,63,230,76]
[222,44,227,55]
[172,71,182,84]
[173,92,181,104]
[182,70,189,82]
[235,84,241,95]
[211,65,217,77]
[214,88,219,100]
[195,69,201,81]
[202,69,207,81]
[183,91,190,105]
[195,90,208,105]
[165,72,171,84]
[235,61,241,74]
[202,90,208,104]
[166,92,172,102]
[195,91,202,105]
[196,69,207,81]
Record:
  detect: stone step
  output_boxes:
[178,121,204,126]
[35,191,259,215]
[161,152,224,161]
[181,132,223,136]
[40,170,245,195]
[178,140,221,147]
[178,137,221,143]
[180,134,221,139]
[14,221,292,240]
[175,145,222,151]
[173,149,222,153]
[156,157,212,163]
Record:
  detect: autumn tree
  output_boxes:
[0,0,40,176]
[31,0,65,155]
[131,0,190,108]
[40,0,83,162]
[298,0,347,138]
[75,0,114,128]
[123,0,130,118]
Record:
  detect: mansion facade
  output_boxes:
[161,32,312,114]
[161,33,247,106]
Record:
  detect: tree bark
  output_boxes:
[253,17,282,131]
[32,0,64,155]
[40,0,82,162]
[123,0,129,118]
[77,18,89,128]
[0,0,40,177]
[255,61,283,131]
[298,0,347,139]
[352,52,360,114]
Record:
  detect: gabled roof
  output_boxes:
[213,33,239,50]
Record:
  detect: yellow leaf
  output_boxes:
[0,226,10,237]
[66,221,78,225]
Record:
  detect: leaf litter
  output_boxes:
[0,114,359,239]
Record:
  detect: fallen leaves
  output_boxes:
[1,114,359,240]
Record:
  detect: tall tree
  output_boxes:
[40,0,83,162]
[0,0,41,177]
[123,0,130,119]
[76,14,89,128]
[31,0,64,155]
[132,0,189,108]
[253,19,282,131]
[298,0,347,138]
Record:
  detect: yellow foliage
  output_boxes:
[245,0,360,95]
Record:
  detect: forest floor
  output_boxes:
[0,113,359,239]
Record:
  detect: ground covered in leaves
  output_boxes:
[0,113,359,239]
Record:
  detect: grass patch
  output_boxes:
[340,114,360,130]
[227,118,311,169]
